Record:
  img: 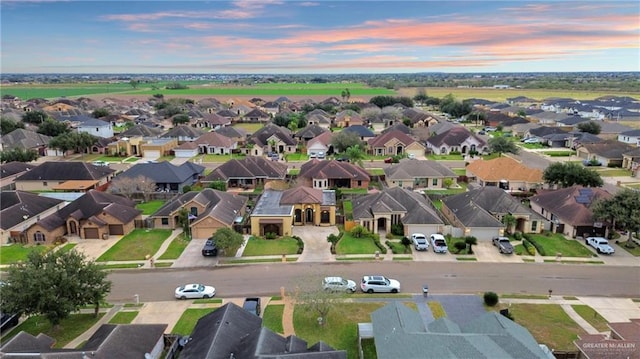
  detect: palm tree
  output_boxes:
[345,144,366,167]
[502,214,517,234]
[464,236,478,254]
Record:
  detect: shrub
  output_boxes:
[390,223,404,236]
[513,232,522,241]
[526,236,547,256]
[484,291,499,307]
[292,235,304,254]
[372,233,387,254]
[265,232,277,240]
[522,239,536,255]
[350,225,368,238]
[453,241,467,254]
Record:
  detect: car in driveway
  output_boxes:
[243,297,261,316]
[322,276,357,293]
[175,283,216,299]
[430,234,448,253]
[201,238,218,256]
[411,233,429,251]
[586,237,614,254]
[521,137,540,144]
[360,275,401,293]
[492,236,514,254]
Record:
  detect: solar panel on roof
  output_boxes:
[575,196,591,204]
[578,188,593,196]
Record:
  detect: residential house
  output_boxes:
[341,125,375,142]
[151,188,247,238]
[530,186,612,238]
[306,108,333,128]
[243,108,271,122]
[192,131,238,155]
[0,161,36,190]
[14,161,115,192]
[119,124,163,138]
[384,160,457,190]
[261,101,280,116]
[528,111,574,125]
[108,136,149,157]
[295,124,328,144]
[352,187,443,236]
[229,103,254,117]
[622,147,640,175]
[335,109,364,128]
[0,191,65,243]
[0,129,52,156]
[215,126,247,146]
[381,123,412,136]
[194,112,231,129]
[140,138,178,159]
[306,131,333,158]
[576,140,634,167]
[425,126,487,155]
[364,302,550,359]
[161,125,204,143]
[466,157,544,192]
[115,161,204,193]
[367,129,425,157]
[26,190,141,242]
[173,141,200,158]
[202,156,288,190]
[76,116,114,138]
[216,109,240,122]
[0,324,168,359]
[596,121,634,140]
[565,131,603,149]
[179,302,345,359]
[525,126,568,140]
[245,123,296,156]
[441,187,546,239]
[250,187,337,236]
[575,319,640,359]
[402,108,440,128]
[618,129,640,146]
[298,159,370,189]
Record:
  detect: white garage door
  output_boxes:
[143,150,160,159]
[469,228,501,241]
[406,149,423,158]
[406,224,441,237]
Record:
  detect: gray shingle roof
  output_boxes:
[117,161,204,184]
[203,156,288,181]
[15,161,114,181]
[441,188,506,228]
[0,129,51,150]
[352,187,443,225]
[384,160,456,180]
[151,188,247,225]
[299,160,370,181]
[0,161,36,179]
[161,125,204,139]
[0,191,63,230]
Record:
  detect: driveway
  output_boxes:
[412,248,456,262]
[292,226,337,262]
[172,238,218,268]
[428,294,486,326]
[473,241,522,263]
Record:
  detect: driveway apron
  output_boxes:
[293,226,337,262]
[428,294,486,326]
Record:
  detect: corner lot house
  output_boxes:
[14,162,115,192]
[0,191,64,243]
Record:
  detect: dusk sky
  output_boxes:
[1,1,638,74]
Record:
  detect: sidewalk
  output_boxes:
[64,304,123,348]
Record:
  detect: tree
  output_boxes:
[92,108,110,118]
[413,88,428,105]
[341,88,351,102]
[0,148,38,163]
[292,273,341,326]
[592,189,640,247]
[577,121,601,135]
[350,225,368,238]
[0,250,111,328]
[330,131,363,153]
[401,236,412,253]
[37,119,70,137]
[502,214,517,234]
[453,241,467,254]
[172,114,190,125]
[49,132,98,156]
[209,180,227,191]
[211,227,244,255]
[543,162,603,188]
[488,136,518,155]
[345,144,366,167]
[22,110,48,124]
[464,236,477,254]
[0,117,24,134]
[129,79,140,89]
[369,96,414,108]
[177,208,192,239]
[467,111,487,126]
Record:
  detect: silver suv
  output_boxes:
[322,276,356,293]
[360,275,401,293]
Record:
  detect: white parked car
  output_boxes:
[322,276,357,293]
[411,233,429,251]
[360,275,401,293]
[430,234,448,253]
[522,137,540,144]
[586,237,615,255]
[175,283,216,299]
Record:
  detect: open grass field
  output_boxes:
[397,87,640,102]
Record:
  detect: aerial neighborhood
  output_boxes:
[1,80,639,359]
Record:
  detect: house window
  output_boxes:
[357,180,362,187]
[43,182,48,186]
[531,221,537,232]
[161,218,169,225]
[34,231,46,243]
[190,207,198,216]
[432,178,438,186]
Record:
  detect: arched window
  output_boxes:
[33,231,46,243]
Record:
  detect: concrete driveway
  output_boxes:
[412,248,456,262]
[292,226,337,262]
[171,238,218,268]
[473,241,523,263]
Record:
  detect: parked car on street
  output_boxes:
[430,234,448,253]
[360,275,401,293]
[522,137,540,144]
[243,297,262,316]
[407,153,416,160]
[492,236,514,254]
[201,238,218,256]
[322,276,357,293]
[411,233,429,251]
[175,283,216,299]
[586,237,615,254]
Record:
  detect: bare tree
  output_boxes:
[136,176,156,202]
[108,175,155,200]
[290,272,342,326]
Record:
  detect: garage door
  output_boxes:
[469,228,501,241]
[108,224,124,235]
[143,150,160,159]
[84,228,100,239]
[406,224,440,237]
[192,226,221,239]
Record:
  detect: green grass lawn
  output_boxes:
[284,153,308,161]
[108,311,139,324]
[288,168,300,176]
[480,153,501,160]
[593,168,632,177]
[509,304,585,351]
[172,308,217,336]
[367,168,385,176]
[56,243,77,255]
[386,240,411,254]
[124,157,140,163]
[424,182,468,195]
[520,143,546,149]
[426,154,464,160]
[294,302,385,359]
[97,229,172,261]
[0,244,51,265]
[1,313,104,348]
[526,233,594,257]
[542,150,576,157]
[452,168,466,176]
[157,155,175,162]
[339,188,369,195]
[93,155,129,162]
[336,233,380,255]
[158,234,190,260]
[196,153,245,162]
[571,305,610,332]
[262,304,285,334]
[135,200,166,215]
[242,237,300,256]
[232,123,264,134]
[616,241,640,256]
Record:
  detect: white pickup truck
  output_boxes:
[586,237,615,254]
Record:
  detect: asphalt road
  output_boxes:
[106,262,640,303]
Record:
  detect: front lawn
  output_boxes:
[97,229,172,261]
[284,153,308,161]
[336,233,380,255]
[196,153,245,162]
[525,233,594,257]
[616,241,640,256]
[135,200,165,215]
[509,303,585,351]
[594,168,632,177]
[242,237,300,256]
[367,168,385,176]
[108,311,139,324]
[426,154,464,160]
[232,123,263,134]
[571,305,610,332]
[262,304,285,334]
[1,313,104,348]
[158,234,190,259]
[0,244,51,265]
[294,302,385,359]
[56,243,77,255]
[172,308,217,336]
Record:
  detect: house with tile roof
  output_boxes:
[151,188,247,238]
[352,187,443,236]
[367,129,425,158]
[25,189,141,242]
[0,191,65,243]
[529,186,612,238]
[14,161,115,192]
[466,157,544,192]
[298,159,370,189]
[441,187,546,239]
[365,302,550,359]
[384,160,457,190]
[202,156,288,190]
[426,126,487,155]
[115,161,204,193]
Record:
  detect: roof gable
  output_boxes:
[15,161,114,181]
